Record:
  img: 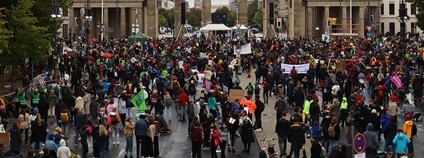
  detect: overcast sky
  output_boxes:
[187,0,230,7]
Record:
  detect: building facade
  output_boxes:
[60,0,158,40]
[380,0,422,35]
[264,0,381,38]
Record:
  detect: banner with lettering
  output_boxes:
[280,64,310,74]
[390,73,403,89]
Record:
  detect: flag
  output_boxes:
[131,90,146,111]
[390,73,403,89]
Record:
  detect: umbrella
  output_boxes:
[128,32,149,42]
[103,52,113,58]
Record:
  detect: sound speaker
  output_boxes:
[181,2,186,24]
[269,3,274,24]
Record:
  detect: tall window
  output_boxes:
[381,4,384,15]
[62,8,68,17]
[62,24,69,39]
[411,3,416,15]
[381,23,385,34]
[389,3,395,15]
[411,22,415,34]
[389,22,395,35]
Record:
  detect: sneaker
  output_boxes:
[254,128,262,132]
[117,141,120,145]
[216,149,221,153]
[113,142,116,145]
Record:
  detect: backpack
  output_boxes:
[60,111,69,123]
[111,115,118,124]
[172,81,180,90]
[328,124,336,137]
[189,85,196,94]
[247,85,253,94]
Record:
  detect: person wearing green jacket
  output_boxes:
[32,89,41,109]
[18,89,27,111]
[340,97,348,127]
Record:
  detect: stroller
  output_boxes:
[156,114,172,135]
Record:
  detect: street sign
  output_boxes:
[354,152,366,158]
[354,133,366,153]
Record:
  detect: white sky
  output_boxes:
[187,0,230,7]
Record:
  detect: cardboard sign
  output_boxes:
[229,89,245,103]
[336,60,346,72]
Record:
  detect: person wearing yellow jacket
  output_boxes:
[302,96,313,125]
[403,113,417,156]
[340,97,348,127]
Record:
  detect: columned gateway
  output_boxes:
[284,0,380,38]
[70,0,158,39]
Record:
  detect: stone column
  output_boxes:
[174,0,183,39]
[146,0,158,38]
[80,8,85,32]
[137,7,143,34]
[129,8,136,34]
[307,7,313,37]
[103,8,109,39]
[359,7,365,37]
[292,0,305,37]
[324,6,329,32]
[120,7,126,36]
[238,0,248,26]
[69,8,75,39]
[202,0,211,26]
[342,6,347,26]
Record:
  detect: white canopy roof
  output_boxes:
[231,25,249,30]
[200,24,232,31]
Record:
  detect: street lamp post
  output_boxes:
[397,0,409,60]
[84,0,93,55]
[50,0,62,57]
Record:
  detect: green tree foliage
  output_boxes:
[214,6,237,26]
[5,0,49,66]
[247,0,259,24]
[159,8,174,28]
[416,0,424,31]
[0,9,10,54]
[187,8,202,27]
[253,10,263,27]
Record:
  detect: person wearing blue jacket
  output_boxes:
[393,129,411,158]
[45,133,58,158]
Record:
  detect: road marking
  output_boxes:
[418,128,424,132]
[159,116,180,157]
[118,149,125,158]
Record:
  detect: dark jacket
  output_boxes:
[310,141,322,158]
[309,102,320,120]
[74,112,84,129]
[364,123,379,149]
[288,123,305,146]
[9,126,21,153]
[31,121,47,142]
[255,100,265,113]
[89,101,100,118]
[328,122,341,141]
[275,117,290,138]
[55,101,66,117]
[275,98,287,113]
[384,119,397,141]
[369,113,381,132]
[135,118,148,136]
[191,127,203,143]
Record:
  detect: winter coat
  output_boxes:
[9,127,21,153]
[240,117,255,143]
[18,113,30,129]
[31,121,47,143]
[393,133,410,154]
[288,123,306,146]
[57,139,71,158]
[363,123,379,149]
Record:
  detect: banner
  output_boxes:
[390,73,403,89]
[131,89,147,111]
[280,64,310,74]
[233,43,252,55]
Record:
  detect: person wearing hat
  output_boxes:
[403,113,417,156]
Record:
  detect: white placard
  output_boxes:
[179,60,184,69]
[280,64,310,74]
[354,153,366,158]
[233,43,252,55]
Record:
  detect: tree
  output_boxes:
[4,0,49,67]
[31,0,73,36]
[253,10,263,28]
[214,6,237,26]
[247,0,259,24]
[159,15,167,27]
[159,8,175,28]
[0,9,10,55]
[187,8,202,27]
[416,0,424,31]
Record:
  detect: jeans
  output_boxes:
[31,141,44,150]
[192,141,202,158]
[74,128,81,146]
[111,126,120,143]
[278,136,288,155]
[126,136,133,153]
[254,110,262,129]
[99,142,106,158]
[384,137,394,152]
[164,106,172,121]
[210,109,217,119]
[290,144,302,158]
[189,94,196,102]
[327,140,337,156]
[407,139,414,154]
[210,145,218,158]
[126,107,134,119]
[220,140,227,158]
[179,106,187,121]
[136,135,142,158]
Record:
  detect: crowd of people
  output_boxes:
[0,32,422,158]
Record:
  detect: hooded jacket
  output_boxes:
[363,123,379,149]
[393,132,411,154]
[403,120,414,138]
[57,139,71,158]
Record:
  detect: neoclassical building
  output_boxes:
[62,0,158,40]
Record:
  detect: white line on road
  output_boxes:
[418,128,424,132]
[118,149,125,158]
[160,120,180,157]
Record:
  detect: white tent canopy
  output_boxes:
[200,24,232,31]
[231,25,249,30]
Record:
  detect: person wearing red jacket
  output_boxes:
[210,124,221,158]
[179,89,189,122]
[191,121,203,158]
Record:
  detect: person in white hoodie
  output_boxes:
[57,139,71,158]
